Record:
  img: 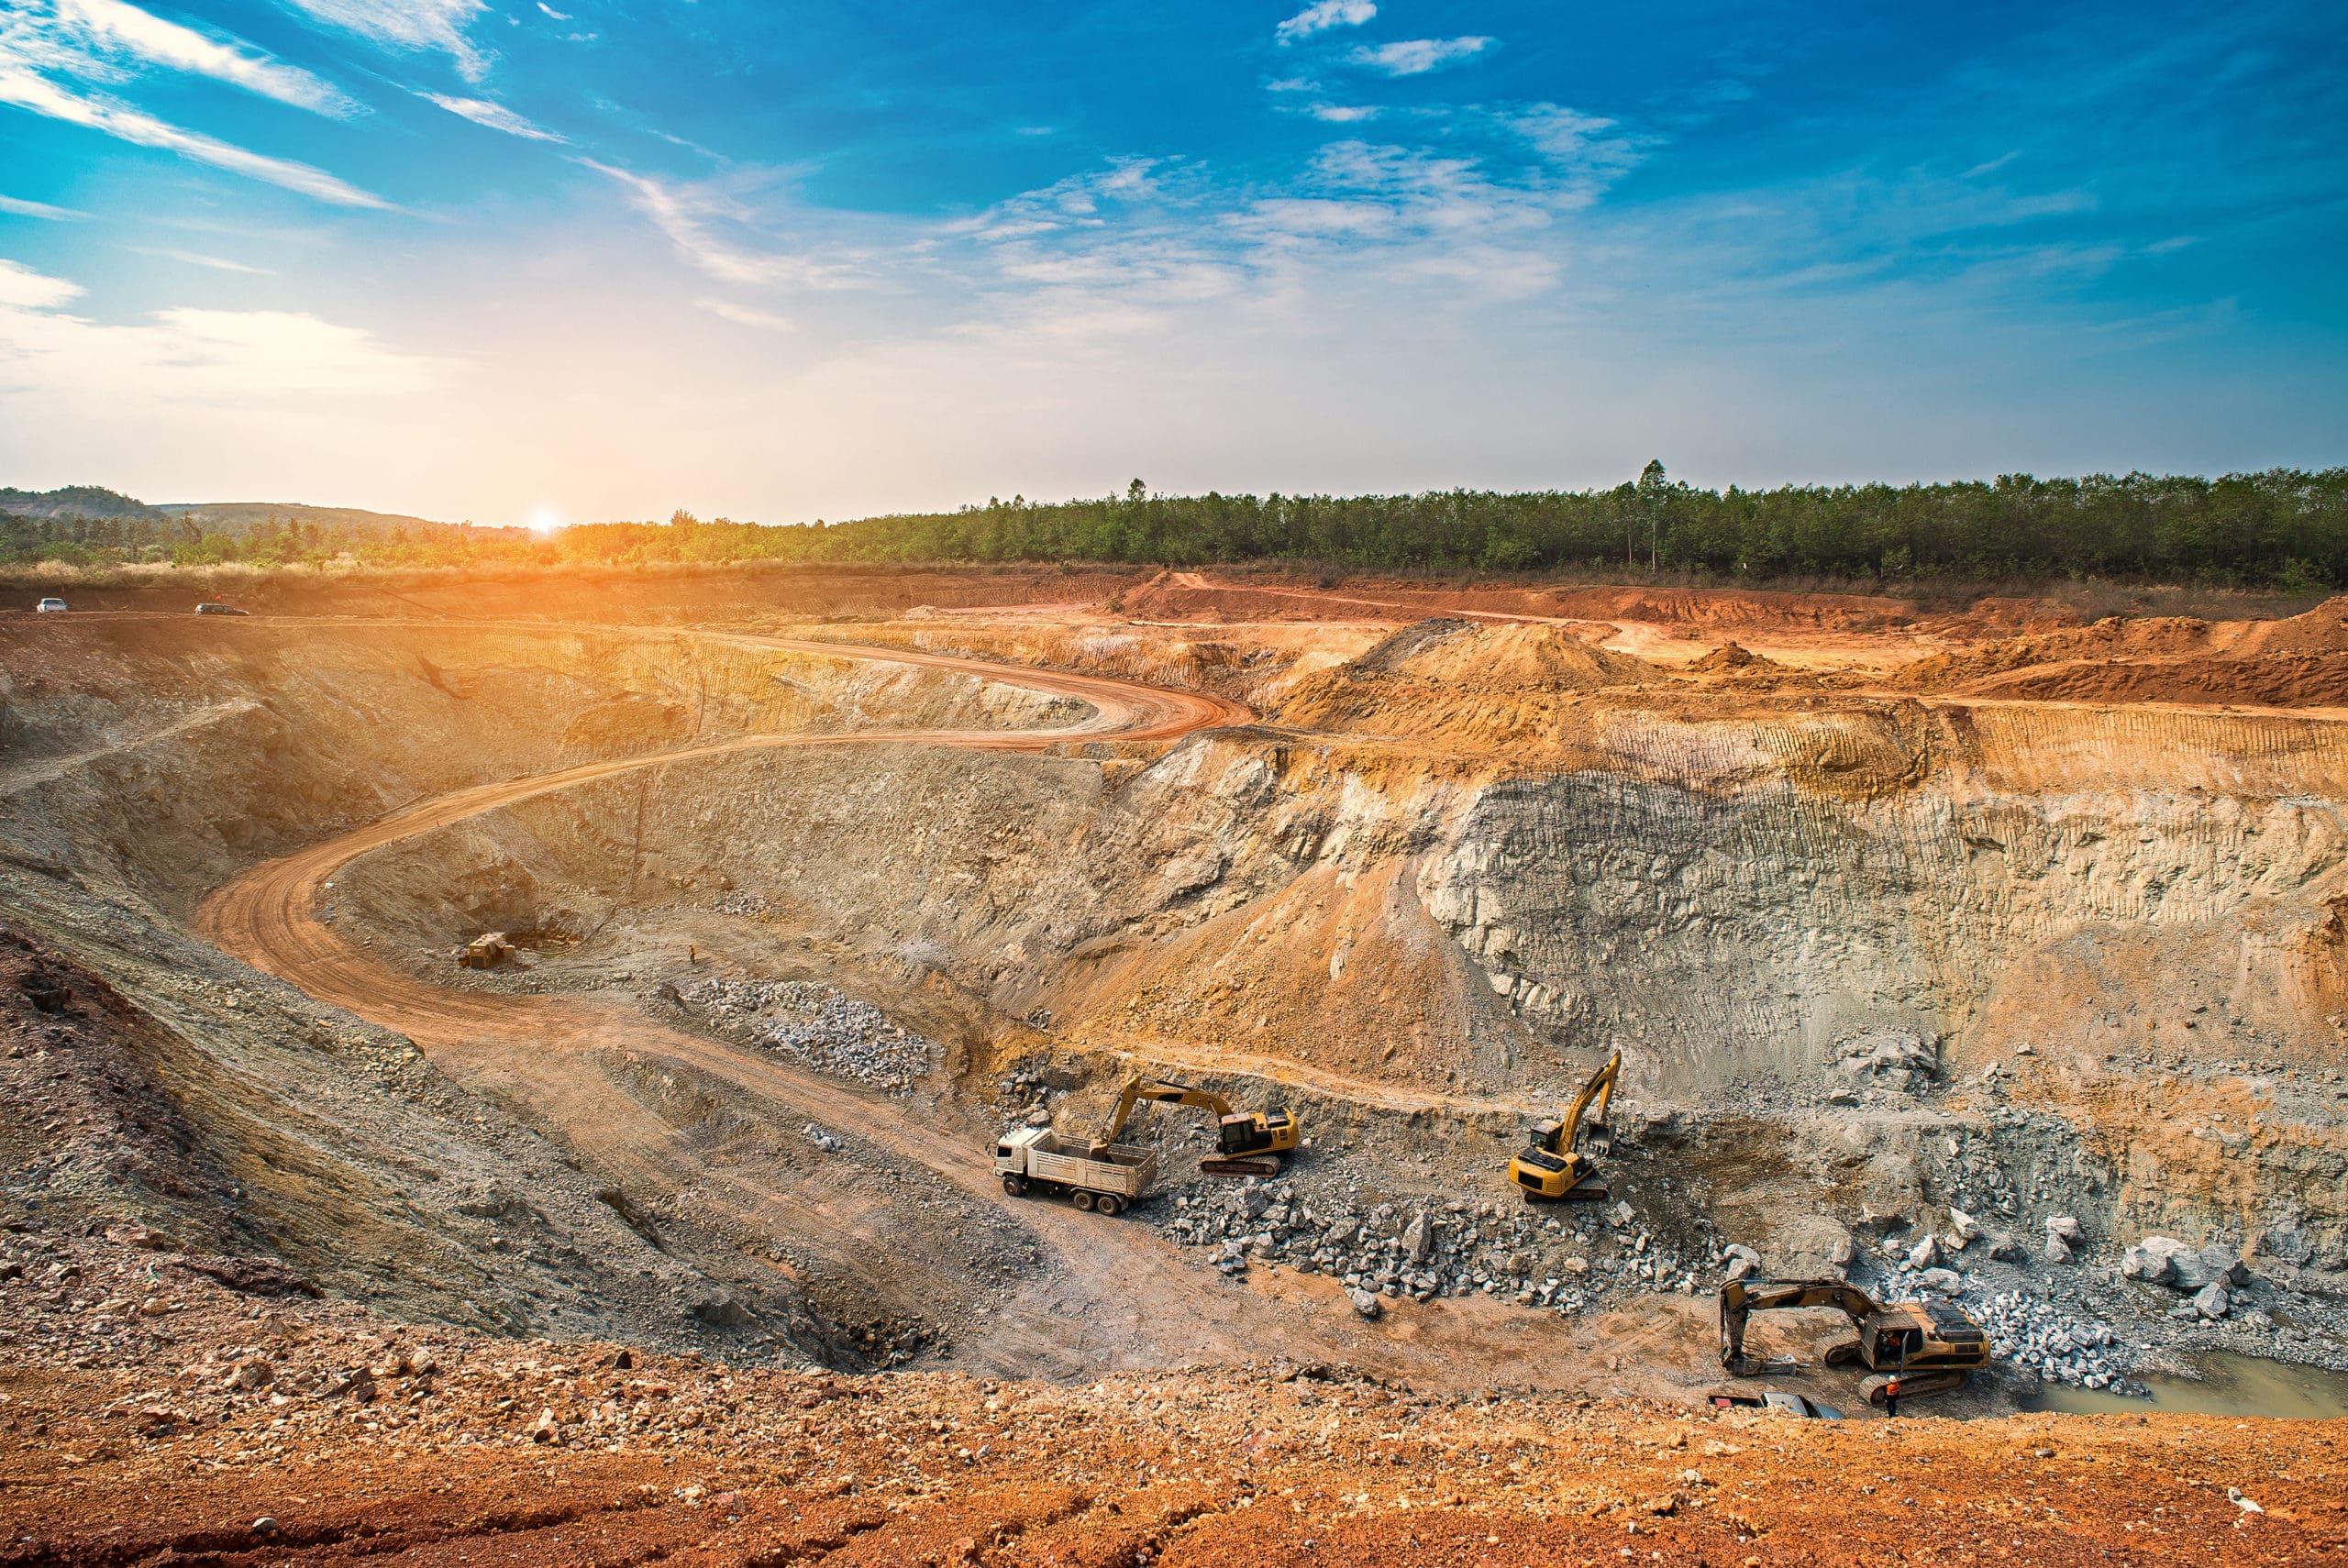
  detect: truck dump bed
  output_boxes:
[1025,1133,1157,1198]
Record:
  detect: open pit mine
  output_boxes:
[3,567,2346,1562]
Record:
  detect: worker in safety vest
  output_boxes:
[1884,1376,1902,1419]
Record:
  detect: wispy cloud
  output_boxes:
[537,2,570,17]
[129,246,275,275]
[1350,37,1491,76]
[39,0,357,115]
[423,93,563,142]
[582,160,843,288]
[1309,105,1378,123]
[0,65,386,206]
[1276,1,1375,44]
[0,193,88,220]
[696,298,792,331]
[282,0,488,82]
[1503,104,1652,206]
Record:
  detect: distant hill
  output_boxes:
[156,502,462,537]
[0,485,161,521]
[0,487,523,541]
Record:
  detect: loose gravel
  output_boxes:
[669,977,936,1095]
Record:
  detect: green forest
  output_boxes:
[8,466,2348,589]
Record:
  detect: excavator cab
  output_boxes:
[1218,1107,1297,1158]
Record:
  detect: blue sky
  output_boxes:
[0,0,2342,525]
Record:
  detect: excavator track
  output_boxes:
[1861,1371,1970,1406]
[1199,1154,1284,1178]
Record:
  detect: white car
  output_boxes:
[35,597,68,613]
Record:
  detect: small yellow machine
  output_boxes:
[1102,1075,1300,1177]
[458,932,514,969]
[1507,1050,1619,1200]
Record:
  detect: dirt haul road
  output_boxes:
[194,633,1600,1386]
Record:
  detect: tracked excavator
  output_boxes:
[1507,1051,1620,1200]
[1101,1075,1301,1177]
[1719,1277,1990,1407]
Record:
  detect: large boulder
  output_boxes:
[2122,1236,2245,1292]
[2123,1235,2194,1286]
[1346,1287,1384,1320]
[2196,1242,2250,1288]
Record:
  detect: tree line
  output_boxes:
[10,466,2348,589]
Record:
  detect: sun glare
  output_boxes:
[526,504,564,535]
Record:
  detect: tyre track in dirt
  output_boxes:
[192,630,1568,1383]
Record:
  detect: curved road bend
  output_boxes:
[196,635,1560,1377]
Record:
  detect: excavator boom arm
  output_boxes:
[1719,1277,1880,1369]
[1556,1052,1622,1154]
[1102,1077,1236,1143]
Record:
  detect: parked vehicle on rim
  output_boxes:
[35,597,68,613]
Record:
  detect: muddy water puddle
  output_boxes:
[2024,1352,2348,1419]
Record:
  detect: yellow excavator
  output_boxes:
[1100,1075,1301,1177]
[1507,1051,1620,1201]
[1719,1277,1990,1406]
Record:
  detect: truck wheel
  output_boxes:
[1095,1194,1124,1217]
[1002,1175,1028,1198]
[1071,1190,1096,1211]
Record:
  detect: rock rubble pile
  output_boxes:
[1877,1264,2137,1392]
[670,977,935,1094]
[1160,1180,1696,1311]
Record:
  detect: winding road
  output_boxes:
[192,632,1568,1384]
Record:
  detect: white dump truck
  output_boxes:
[994,1126,1157,1215]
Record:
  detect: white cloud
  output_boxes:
[0,193,88,219]
[696,298,792,331]
[423,93,563,142]
[537,1,570,17]
[45,0,356,115]
[1276,0,1375,44]
[1350,37,1491,76]
[0,260,436,399]
[0,64,386,206]
[282,0,488,81]
[0,257,85,309]
[1309,105,1378,123]
[1231,197,1396,237]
